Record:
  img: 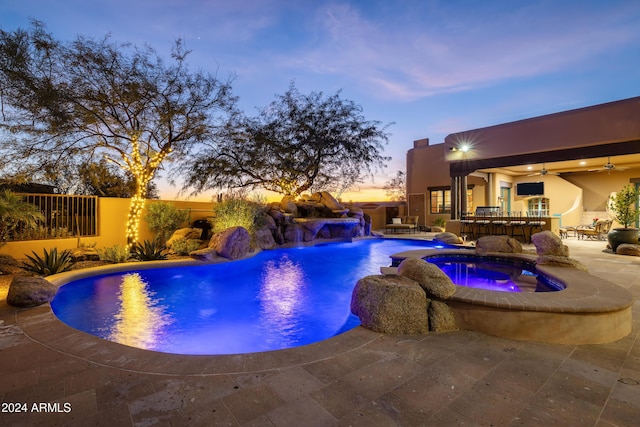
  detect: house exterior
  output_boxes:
[406,96,640,232]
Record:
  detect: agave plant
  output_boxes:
[22,248,73,276]
[131,239,167,261]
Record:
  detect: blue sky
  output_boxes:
[2,0,640,201]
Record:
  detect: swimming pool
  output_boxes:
[51,238,449,355]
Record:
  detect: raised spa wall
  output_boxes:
[389,249,634,345]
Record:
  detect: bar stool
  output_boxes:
[460,213,475,241]
[507,211,527,242]
[527,210,546,241]
[491,211,508,235]
[474,210,491,238]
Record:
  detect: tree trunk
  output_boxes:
[125,180,149,247]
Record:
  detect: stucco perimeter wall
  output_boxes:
[444,96,640,160]
[1,197,215,259]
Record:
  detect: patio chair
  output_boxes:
[507,211,527,243]
[460,212,475,240]
[577,219,612,240]
[527,210,546,239]
[385,216,418,233]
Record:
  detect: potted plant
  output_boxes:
[607,184,640,252]
[432,216,447,232]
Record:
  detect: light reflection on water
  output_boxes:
[52,238,449,355]
[259,255,306,346]
[108,273,172,349]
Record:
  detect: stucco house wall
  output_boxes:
[408,97,640,233]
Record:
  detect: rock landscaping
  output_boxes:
[351,257,459,334]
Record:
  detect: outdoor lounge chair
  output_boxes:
[385,216,419,233]
[576,218,612,240]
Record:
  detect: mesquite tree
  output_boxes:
[0,21,236,245]
[184,83,391,197]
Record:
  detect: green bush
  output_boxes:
[212,197,264,235]
[0,190,45,247]
[144,202,190,245]
[22,248,73,276]
[169,237,201,255]
[98,244,131,263]
[433,217,446,228]
[132,239,167,261]
[609,185,640,229]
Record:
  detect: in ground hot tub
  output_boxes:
[423,253,564,293]
[389,249,633,345]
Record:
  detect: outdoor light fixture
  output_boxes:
[449,143,472,152]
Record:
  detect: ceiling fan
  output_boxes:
[528,163,559,176]
[588,157,629,174]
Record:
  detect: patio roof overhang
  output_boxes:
[449,139,640,177]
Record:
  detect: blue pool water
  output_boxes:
[51,238,449,355]
[425,254,564,293]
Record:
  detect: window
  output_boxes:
[430,188,473,214]
[527,197,549,217]
[430,189,450,214]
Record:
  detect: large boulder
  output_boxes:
[268,208,285,223]
[433,232,463,245]
[346,205,364,217]
[255,225,277,250]
[280,196,298,216]
[208,226,251,260]
[397,257,456,299]
[167,228,202,247]
[7,276,58,308]
[537,255,588,272]
[428,300,458,332]
[313,191,344,211]
[351,275,429,334]
[475,235,523,255]
[189,248,219,262]
[531,230,568,257]
[616,243,640,257]
[263,213,277,231]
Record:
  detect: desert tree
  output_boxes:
[184,82,391,197]
[0,21,236,245]
[383,170,406,201]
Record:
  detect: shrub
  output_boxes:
[98,244,131,263]
[0,190,45,247]
[609,185,640,229]
[144,202,190,245]
[132,239,167,261]
[433,217,446,228]
[22,248,73,276]
[212,197,265,235]
[169,237,202,255]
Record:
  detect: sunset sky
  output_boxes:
[2,0,639,202]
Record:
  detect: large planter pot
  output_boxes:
[607,228,640,252]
